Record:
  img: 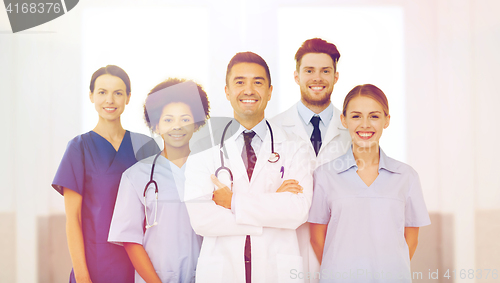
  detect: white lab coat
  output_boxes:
[270,103,351,283]
[184,120,314,283]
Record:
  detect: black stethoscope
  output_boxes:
[215,120,280,190]
[143,151,163,229]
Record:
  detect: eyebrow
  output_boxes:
[349,111,382,114]
[97,88,125,92]
[233,76,266,81]
[303,66,333,69]
[162,114,193,117]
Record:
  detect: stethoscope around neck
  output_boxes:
[215,120,280,190]
[143,151,163,229]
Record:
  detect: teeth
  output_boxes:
[310,86,324,91]
[358,132,373,137]
[104,108,116,110]
[241,100,257,103]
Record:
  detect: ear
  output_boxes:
[126,92,131,105]
[267,85,273,101]
[225,85,230,101]
[89,91,94,103]
[340,114,348,129]
[384,114,391,129]
[333,71,339,85]
[294,70,300,85]
[153,124,161,135]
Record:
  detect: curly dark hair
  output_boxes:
[143,78,210,131]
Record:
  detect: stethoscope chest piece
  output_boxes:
[268,152,280,163]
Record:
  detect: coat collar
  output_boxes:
[230,118,287,144]
[223,118,287,184]
[296,101,334,128]
[280,102,345,154]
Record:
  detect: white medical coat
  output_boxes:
[271,103,351,283]
[184,120,314,283]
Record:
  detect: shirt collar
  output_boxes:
[335,146,401,174]
[378,148,401,173]
[297,100,333,128]
[335,146,357,173]
[233,118,267,142]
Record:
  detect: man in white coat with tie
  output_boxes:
[271,38,352,282]
[184,52,313,283]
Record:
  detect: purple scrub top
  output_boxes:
[308,147,431,283]
[52,130,158,283]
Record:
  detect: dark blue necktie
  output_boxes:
[242,130,256,283]
[310,116,322,156]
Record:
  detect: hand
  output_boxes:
[211,175,232,209]
[276,179,303,194]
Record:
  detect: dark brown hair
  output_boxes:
[295,38,340,72]
[89,65,131,95]
[342,84,389,116]
[226,52,271,86]
[144,78,210,131]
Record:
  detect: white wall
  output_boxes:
[1,0,499,282]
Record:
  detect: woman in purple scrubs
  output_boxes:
[52,65,158,283]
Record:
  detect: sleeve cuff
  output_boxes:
[231,192,236,214]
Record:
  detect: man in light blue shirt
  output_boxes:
[271,38,352,282]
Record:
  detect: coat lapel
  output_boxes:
[281,103,310,143]
[225,133,248,186]
[250,128,272,184]
[318,107,343,155]
[250,121,288,186]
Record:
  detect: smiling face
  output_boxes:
[155,102,197,151]
[89,74,130,122]
[225,62,273,128]
[295,53,339,110]
[341,95,390,152]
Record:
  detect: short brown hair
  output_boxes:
[295,38,340,72]
[144,78,210,130]
[226,52,271,86]
[342,84,389,116]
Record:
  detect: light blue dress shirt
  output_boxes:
[297,100,334,141]
[308,146,431,283]
[233,118,268,156]
[231,118,268,213]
